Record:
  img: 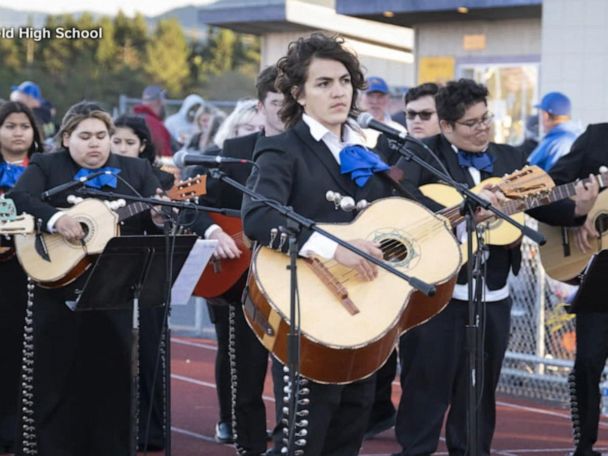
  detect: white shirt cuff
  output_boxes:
[47,211,65,233]
[204,224,221,239]
[299,232,338,259]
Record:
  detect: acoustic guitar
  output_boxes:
[538,184,608,282]
[15,177,207,288]
[420,165,589,261]
[244,197,462,384]
[0,198,33,261]
[241,166,579,384]
[193,213,251,298]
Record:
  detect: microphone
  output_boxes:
[173,150,253,168]
[356,112,407,142]
[41,170,107,201]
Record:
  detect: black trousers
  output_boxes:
[367,350,397,426]
[0,258,27,452]
[17,284,131,456]
[570,312,608,455]
[208,275,271,455]
[270,359,376,456]
[395,297,511,456]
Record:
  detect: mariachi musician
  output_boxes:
[0,101,44,454]
[8,101,164,456]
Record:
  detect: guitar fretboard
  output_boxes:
[439,171,607,226]
[116,201,150,222]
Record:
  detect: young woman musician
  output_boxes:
[9,101,164,456]
[0,101,44,454]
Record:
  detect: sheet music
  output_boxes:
[171,239,218,305]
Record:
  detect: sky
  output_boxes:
[0,1,214,16]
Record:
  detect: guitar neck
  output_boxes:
[438,172,607,227]
[115,201,150,222]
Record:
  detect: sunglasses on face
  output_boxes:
[406,110,435,121]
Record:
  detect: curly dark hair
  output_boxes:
[113,115,156,164]
[0,101,45,156]
[435,79,488,124]
[275,33,366,128]
[404,82,440,105]
[256,65,279,103]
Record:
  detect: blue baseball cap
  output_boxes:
[366,76,389,95]
[11,81,43,101]
[535,91,571,116]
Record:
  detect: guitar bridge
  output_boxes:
[304,257,359,315]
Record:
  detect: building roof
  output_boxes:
[335,0,542,26]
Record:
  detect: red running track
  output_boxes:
[167,337,608,456]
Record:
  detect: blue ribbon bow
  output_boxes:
[339,145,389,187]
[0,162,26,189]
[457,150,494,173]
[73,166,121,189]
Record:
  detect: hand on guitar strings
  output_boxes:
[574,216,599,253]
[473,185,506,223]
[55,214,85,242]
[573,174,599,217]
[151,188,176,226]
[333,239,383,281]
[208,228,242,259]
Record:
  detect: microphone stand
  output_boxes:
[75,187,224,456]
[388,137,545,456]
[206,167,436,456]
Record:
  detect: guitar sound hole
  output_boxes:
[379,238,408,262]
[595,214,608,234]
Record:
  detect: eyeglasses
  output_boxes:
[406,110,436,121]
[456,112,494,129]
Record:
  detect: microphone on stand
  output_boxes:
[355,112,407,142]
[41,170,108,201]
[172,150,254,169]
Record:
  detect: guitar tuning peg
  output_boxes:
[269,228,278,248]
[600,166,608,173]
[278,232,287,251]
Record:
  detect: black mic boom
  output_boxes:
[41,170,107,201]
[356,112,407,142]
[172,151,252,168]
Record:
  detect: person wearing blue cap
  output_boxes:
[361,76,405,147]
[527,91,582,171]
[9,81,56,137]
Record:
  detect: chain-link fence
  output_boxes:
[500,217,580,405]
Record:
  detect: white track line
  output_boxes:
[171,338,217,350]
[171,373,275,402]
[170,426,216,443]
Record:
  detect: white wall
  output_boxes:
[541,0,608,125]
[260,31,414,88]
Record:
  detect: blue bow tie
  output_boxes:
[339,145,389,187]
[457,150,494,173]
[73,167,121,189]
[0,162,26,189]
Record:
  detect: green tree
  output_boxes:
[143,19,189,96]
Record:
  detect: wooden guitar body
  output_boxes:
[193,213,251,298]
[539,189,608,282]
[243,197,461,384]
[15,199,119,288]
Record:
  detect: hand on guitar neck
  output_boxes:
[573,173,600,217]
[474,185,507,223]
[333,239,383,281]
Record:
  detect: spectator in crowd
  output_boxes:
[528,91,582,171]
[112,115,175,191]
[405,82,441,139]
[361,76,405,146]
[212,99,264,151]
[9,81,56,137]
[164,94,205,146]
[133,85,174,157]
[180,107,226,156]
[514,114,540,157]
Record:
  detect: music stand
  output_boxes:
[73,234,198,456]
[569,250,608,314]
